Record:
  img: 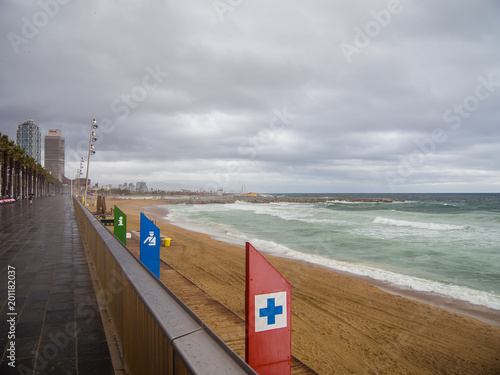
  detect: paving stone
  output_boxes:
[18,308,46,324]
[78,357,114,375]
[77,328,107,346]
[45,309,75,324]
[76,341,111,362]
[46,301,74,312]
[14,337,40,359]
[14,321,44,339]
[49,292,74,304]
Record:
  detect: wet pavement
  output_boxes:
[0,196,114,374]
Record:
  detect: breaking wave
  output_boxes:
[372,216,467,231]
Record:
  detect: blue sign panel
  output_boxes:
[140,212,160,278]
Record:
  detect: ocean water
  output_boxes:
[162,194,500,310]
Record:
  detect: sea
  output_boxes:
[161,193,500,311]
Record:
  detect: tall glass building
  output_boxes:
[16,119,42,164]
[44,129,65,181]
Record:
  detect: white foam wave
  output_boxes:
[325,200,412,205]
[228,201,315,222]
[249,239,500,310]
[326,200,371,205]
[163,203,500,310]
[373,216,466,231]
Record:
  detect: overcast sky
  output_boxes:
[1,1,499,193]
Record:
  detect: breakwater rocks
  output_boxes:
[161,197,404,205]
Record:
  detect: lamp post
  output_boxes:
[79,156,84,195]
[73,157,83,198]
[84,114,98,206]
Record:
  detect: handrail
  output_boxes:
[73,197,256,375]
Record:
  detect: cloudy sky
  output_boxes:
[1,1,499,193]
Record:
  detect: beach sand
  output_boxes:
[104,198,500,374]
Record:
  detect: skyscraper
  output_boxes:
[136,181,148,192]
[16,119,42,164]
[44,129,65,181]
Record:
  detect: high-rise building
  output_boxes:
[16,119,42,164]
[136,181,148,192]
[44,129,65,181]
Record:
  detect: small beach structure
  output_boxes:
[242,192,259,197]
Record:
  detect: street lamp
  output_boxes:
[79,157,84,194]
[84,114,98,206]
[73,157,84,197]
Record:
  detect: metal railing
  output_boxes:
[73,198,256,375]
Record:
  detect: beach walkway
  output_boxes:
[0,196,114,374]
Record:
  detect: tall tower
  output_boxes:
[44,129,65,181]
[16,119,42,164]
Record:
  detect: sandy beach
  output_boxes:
[104,198,500,374]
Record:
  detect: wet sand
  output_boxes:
[105,198,500,374]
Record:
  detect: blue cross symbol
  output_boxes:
[259,298,283,325]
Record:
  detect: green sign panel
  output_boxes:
[114,205,127,245]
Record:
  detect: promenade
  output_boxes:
[0,196,113,374]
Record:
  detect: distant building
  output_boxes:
[242,192,259,197]
[16,119,42,164]
[44,129,65,181]
[62,176,89,194]
[136,181,148,192]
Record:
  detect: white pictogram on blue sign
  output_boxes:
[254,291,287,332]
[143,231,156,246]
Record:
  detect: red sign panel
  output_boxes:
[245,242,291,375]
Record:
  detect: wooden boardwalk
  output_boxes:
[127,236,316,374]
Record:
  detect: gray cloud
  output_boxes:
[1,0,499,193]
